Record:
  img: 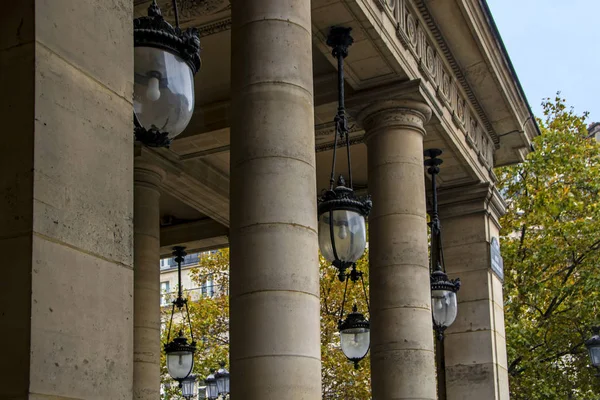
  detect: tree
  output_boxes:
[160,250,230,399]
[497,95,600,399]
[160,249,372,399]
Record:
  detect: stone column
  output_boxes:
[358,100,436,399]
[438,183,509,400]
[133,157,165,400]
[1,1,134,399]
[229,0,320,398]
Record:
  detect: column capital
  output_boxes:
[437,182,506,227]
[134,158,166,189]
[356,99,432,139]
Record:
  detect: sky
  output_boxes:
[486,0,600,124]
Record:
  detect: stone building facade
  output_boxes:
[1,0,537,399]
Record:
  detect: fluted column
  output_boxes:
[359,100,436,399]
[229,0,321,398]
[133,159,165,400]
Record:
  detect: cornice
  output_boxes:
[412,0,496,144]
[372,0,497,171]
[436,182,506,226]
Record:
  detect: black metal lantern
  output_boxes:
[337,265,371,369]
[215,361,230,396]
[339,304,370,369]
[181,374,197,400]
[133,0,201,147]
[586,326,600,372]
[164,246,197,386]
[205,369,219,400]
[318,27,371,281]
[425,149,461,341]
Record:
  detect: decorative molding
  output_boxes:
[315,135,365,153]
[161,0,231,18]
[315,120,362,137]
[375,0,496,169]
[197,17,232,38]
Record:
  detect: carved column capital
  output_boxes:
[356,99,432,140]
[134,158,166,190]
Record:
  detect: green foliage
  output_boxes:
[160,248,372,398]
[497,95,600,399]
[161,250,230,399]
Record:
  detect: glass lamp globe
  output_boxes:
[318,209,367,264]
[215,362,230,395]
[133,0,201,147]
[318,176,371,279]
[134,47,195,140]
[205,370,219,400]
[181,374,197,399]
[430,270,460,340]
[585,327,600,368]
[339,305,370,369]
[431,289,458,328]
[165,331,196,384]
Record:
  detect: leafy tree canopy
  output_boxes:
[498,95,600,399]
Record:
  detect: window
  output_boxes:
[159,258,173,270]
[201,275,214,298]
[160,281,170,305]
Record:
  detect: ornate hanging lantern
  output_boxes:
[204,369,219,400]
[425,149,461,341]
[215,361,230,397]
[164,246,197,385]
[318,27,371,281]
[133,0,201,147]
[337,265,371,369]
[181,374,197,400]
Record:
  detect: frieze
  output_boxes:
[197,18,232,38]
[161,0,230,19]
[375,0,495,169]
[316,136,366,153]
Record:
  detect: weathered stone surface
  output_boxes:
[33,45,133,266]
[229,0,320,396]
[363,100,436,399]
[233,356,322,399]
[29,237,133,400]
[0,2,134,399]
[230,224,319,296]
[133,161,164,400]
[35,0,133,98]
[440,188,509,399]
[446,363,497,400]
